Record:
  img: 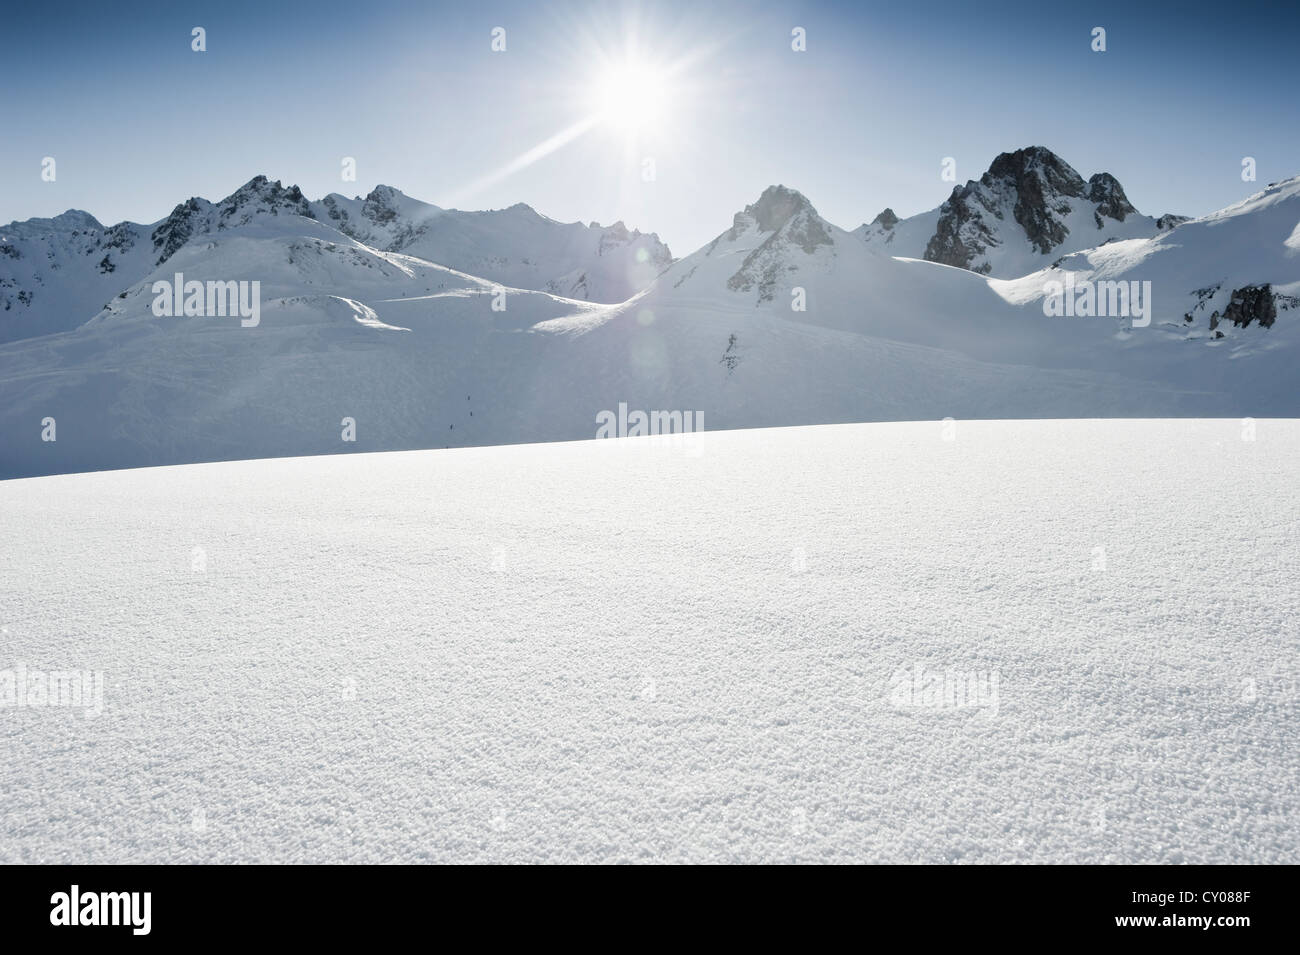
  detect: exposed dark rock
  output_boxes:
[101,222,135,251]
[151,197,208,265]
[1222,284,1277,329]
[217,176,313,224]
[1087,173,1136,223]
[924,183,999,270]
[990,148,1085,253]
[362,186,400,225]
[922,147,1143,272]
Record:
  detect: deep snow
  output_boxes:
[1,420,1296,863]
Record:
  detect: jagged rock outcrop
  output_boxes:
[151,197,212,265]
[924,184,1001,273]
[1219,284,1278,329]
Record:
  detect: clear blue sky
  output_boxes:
[1,0,1295,254]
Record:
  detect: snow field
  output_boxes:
[1,419,1296,863]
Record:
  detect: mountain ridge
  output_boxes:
[0,175,673,341]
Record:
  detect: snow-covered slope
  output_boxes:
[854,147,1184,277]
[313,186,672,303]
[2,420,1296,863]
[0,177,670,344]
[997,176,1300,336]
[0,212,155,342]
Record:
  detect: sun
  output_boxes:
[591,58,669,135]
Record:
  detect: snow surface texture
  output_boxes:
[2,420,1296,864]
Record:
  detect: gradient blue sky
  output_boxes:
[1,0,1296,254]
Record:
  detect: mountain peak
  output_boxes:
[146,176,314,266]
[914,146,1148,271]
[984,146,1087,201]
[364,184,405,204]
[1086,172,1136,222]
[1,209,104,235]
[698,185,834,303]
[744,185,817,233]
[870,208,899,230]
[361,185,408,224]
[217,176,311,220]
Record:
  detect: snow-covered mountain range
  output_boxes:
[1,148,1298,479]
[0,177,670,342]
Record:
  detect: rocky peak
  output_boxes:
[217,176,312,223]
[361,185,404,225]
[870,208,899,230]
[1087,172,1136,223]
[718,185,834,303]
[148,176,315,265]
[983,148,1086,254]
[743,185,816,233]
[985,146,1088,201]
[723,185,831,256]
[923,147,1147,271]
